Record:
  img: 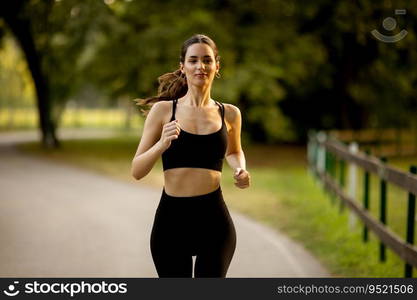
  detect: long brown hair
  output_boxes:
[134,34,220,113]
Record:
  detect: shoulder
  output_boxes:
[147,100,172,123]
[222,103,241,124]
[149,100,172,114]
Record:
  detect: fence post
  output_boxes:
[348,142,359,229]
[363,150,371,242]
[307,130,317,176]
[379,156,388,262]
[405,165,417,277]
[339,159,346,212]
[327,151,335,203]
[317,131,327,176]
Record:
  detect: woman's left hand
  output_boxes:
[233,168,250,189]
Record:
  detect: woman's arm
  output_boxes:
[224,104,250,189]
[131,101,180,180]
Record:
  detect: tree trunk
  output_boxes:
[1,0,59,148]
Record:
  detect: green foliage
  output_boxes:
[2,0,417,142]
[284,0,417,135]
[0,35,35,108]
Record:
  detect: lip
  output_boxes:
[195,74,207,77]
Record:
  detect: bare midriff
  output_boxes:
[163,168,222,197]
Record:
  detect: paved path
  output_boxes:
[0,130,330,277]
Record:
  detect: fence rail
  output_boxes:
[308,130,417,277]
[324,138,417,196]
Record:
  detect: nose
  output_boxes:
[196,60,204,70]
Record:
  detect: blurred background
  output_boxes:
[1,0,416,277]
[1,0,416,145]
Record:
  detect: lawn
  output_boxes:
[0,108,142,131]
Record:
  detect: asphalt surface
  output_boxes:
[0,130,330,277]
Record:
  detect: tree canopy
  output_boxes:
[1,0,416,145]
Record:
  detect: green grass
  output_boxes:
[0,108,143,131]
[18,135,417,277]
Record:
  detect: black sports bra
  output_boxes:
[161,99,228,171]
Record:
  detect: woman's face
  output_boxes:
[180,43,219,87]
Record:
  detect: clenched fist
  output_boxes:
[234,168,250,189]
[158,120,181,151]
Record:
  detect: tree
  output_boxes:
[2,0,416,144]
[0,0,58,147]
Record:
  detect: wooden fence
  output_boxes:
[308,130,417,277]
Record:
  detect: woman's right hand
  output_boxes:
[158,120,181,151]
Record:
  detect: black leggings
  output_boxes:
[150,186,236,278]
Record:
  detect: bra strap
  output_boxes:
[215,101,225,122]
[170,99,178,121]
